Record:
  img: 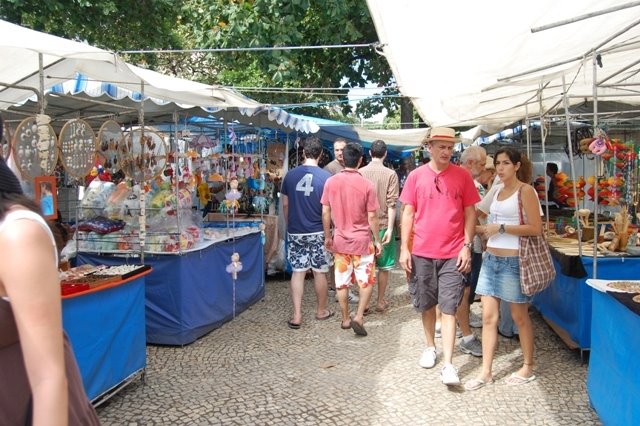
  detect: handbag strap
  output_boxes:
[517,185,525,225]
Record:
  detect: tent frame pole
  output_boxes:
[139,81,146,264]
[592,55,600,279]
[562,75,582,257]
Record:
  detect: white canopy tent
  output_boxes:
[366,0,640,130]
[0,19,318,134]
[367,1,640,276]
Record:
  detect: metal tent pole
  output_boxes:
[139,81,146,264]
[562,74,582,257]
[592,54,600,278]
[538,84,551,234]
[173,111,183,255]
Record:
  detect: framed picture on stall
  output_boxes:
[34,175,58,220]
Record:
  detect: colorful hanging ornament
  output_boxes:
[588,127,611,156]
[219,178,242,213]
[226,252,243,280]
[259,223,266,245]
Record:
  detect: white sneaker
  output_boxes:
[335,290,359,304]
[441,364,461,386]
[419,347,437,369]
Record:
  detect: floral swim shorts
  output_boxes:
[334,243,376,289]
[287,232,331,272]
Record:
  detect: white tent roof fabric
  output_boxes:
[0,20,318,133]
[366,0,640,131]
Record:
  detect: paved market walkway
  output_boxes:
[97,267,601,425]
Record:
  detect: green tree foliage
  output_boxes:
[1,0,398,120]
[0,0,183,67]
[178,0,397,118]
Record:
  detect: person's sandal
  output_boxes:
[464,377,493,391]
[505,373,536,386]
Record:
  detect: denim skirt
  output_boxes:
[475,252,532,304]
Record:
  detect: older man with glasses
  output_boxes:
[399,127,480,386]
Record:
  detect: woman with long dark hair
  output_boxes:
[465,147,542,391]
[0,116,99,425]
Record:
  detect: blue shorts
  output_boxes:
[475,252,532,304]
[287,232,331,273]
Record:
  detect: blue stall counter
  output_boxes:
[586,284,640,426]
[78,232,265,346]
[62,270,149,404]
[533,248,640,349]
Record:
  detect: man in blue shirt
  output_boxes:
[281,137,334,329]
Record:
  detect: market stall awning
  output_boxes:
[289,113,427,151]
[366,0,640,129]
[0,20,318,133]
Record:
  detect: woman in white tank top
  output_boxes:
[465,147,543,391]
[0,151,99,424]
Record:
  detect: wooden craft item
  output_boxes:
[11,116,58,180]
[59,118,97,178]
[118,128,168,182]
[266,143,285,178]
[97,120,124,174]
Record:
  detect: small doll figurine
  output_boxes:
[226,252,243,279]
[588,128,611,156]
[219,178,242,213]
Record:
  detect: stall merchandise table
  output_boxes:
[532,245,640,349]
[77,232,265,346]
[586,286,640,426]
[207,213,278,263]
[62,271,148,404]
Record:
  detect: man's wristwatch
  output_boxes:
[499,224,506,234]
[462,242,472,250]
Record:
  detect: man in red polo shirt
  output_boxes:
[321,142,382,337]
[399,127,479,386]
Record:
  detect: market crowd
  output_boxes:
[281,127,542,389]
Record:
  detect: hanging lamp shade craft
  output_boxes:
[190,133,214,149]
[97,120,124,174]
[12,115,58,180]
[118,128,168,182]
[59,118,97,179]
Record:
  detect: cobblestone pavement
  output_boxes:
[97,267,601,425]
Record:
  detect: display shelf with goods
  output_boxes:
[529,126,640,351]
[77,230,265,346]
[70,122,269,347]
[73,183,259,255]
[530,126,640,258]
